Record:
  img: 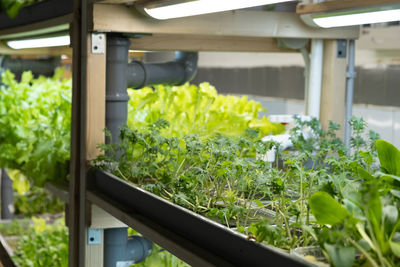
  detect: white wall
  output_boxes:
[198,52,305,68]
[197,48,400,69]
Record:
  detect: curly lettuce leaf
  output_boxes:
[127,82,283,138]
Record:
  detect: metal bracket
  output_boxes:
[346,70,357,79]
[88,228,101,245]
[91,33,105,54]
[337,39,347,58]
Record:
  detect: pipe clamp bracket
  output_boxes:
[346,71,357,79]
[106,94,130,102]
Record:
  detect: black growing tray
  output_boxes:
[87,169,311,267]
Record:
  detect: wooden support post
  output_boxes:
[70,0,107,266]
[85,229,104,267]
[320,39,347,139]
[85,34,106,161]
[71,1,127,265]
[84,32,107,266]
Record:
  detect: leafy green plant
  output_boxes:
[0,70,282,193]
[127,83,283,138]
[309,140,400,267]
[12,216,68,267]
[0,69,71,186]
[96,115,383,256]
[7,169,30,195]
[14,186,64,216]
[94,118,329,252]
[5,169,65,216]
[95,120,270,227]
[237,116,379,251]
[0,218,30,236]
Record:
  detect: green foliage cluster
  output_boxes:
[3,67,397,266]
[0,69,71,186]
[14,187,64,216]
[96,116,367,231]
[127,82,284,138]
[0,70,280,190]
[309,140,400,267]
[96,120,271,226]
[0,218,30,236]
[12,216,68,267]
[95,115,400,266]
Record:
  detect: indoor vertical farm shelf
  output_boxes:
[0,0,383,266]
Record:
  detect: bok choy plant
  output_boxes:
[309,140,400,267]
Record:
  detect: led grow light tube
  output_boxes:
[141,0,293,20]
[314,8,400,28]
[300,3,400,28]
[7,35,70,49]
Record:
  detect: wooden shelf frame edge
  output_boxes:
[91,4,360,40]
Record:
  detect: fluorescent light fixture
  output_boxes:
[140,0,293,20]
[314,9,400,28]
[7,35,70,49]
[301,4,400,28]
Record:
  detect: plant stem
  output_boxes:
[349,239,380,267]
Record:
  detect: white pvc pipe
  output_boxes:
[345,39,356,150]
[306,39,323,119]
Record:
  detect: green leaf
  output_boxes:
[357,167,374,181]
[324,244,355,267]
[381,173,400,183]
[7,169,30,195]
[344,198,363,218]
[376,139,400,176]
[253,199,264,208]
[366,187,382,232]
[301,225,317,241]
[391,189,400,199]
[383,205,398,226]
[6,1,22,19]
[236,226,245,233]
[309,191,349,225]
[356,223,376,251]
[20,71,33,84]
[390,241,400,257]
